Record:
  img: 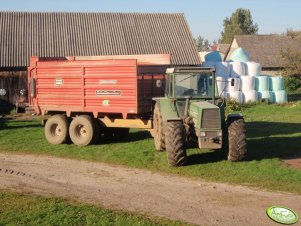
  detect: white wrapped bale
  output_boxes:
[216,77,228,96]
[230,62,246,77]
[255,75,269,91]
[258,91,273,103]
[246,62,262,76]
[243,90,258,103]
[272,90,287,104]
[221,92,230,99]
[240,76,255,91]
[229,91,244,104]
[269,76,284,91]
[230,48,250,62]
[228,77,241,92]
[215,62,230,78]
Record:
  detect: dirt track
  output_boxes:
[0,153,300,226]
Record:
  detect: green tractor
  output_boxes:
[152,67,247,166]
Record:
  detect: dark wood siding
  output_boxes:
[0,69,27,107]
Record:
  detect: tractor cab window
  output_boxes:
[174,73,213,97]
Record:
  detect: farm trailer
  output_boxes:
[28,55,247,166]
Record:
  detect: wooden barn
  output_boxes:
[0,11,201,110]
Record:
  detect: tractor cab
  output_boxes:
[164,67,216,101]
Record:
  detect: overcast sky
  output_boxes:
[1,0,301,42]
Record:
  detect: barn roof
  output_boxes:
[0,11,201,67]
[226,35,301,68]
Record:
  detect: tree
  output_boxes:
[220,8,258,44]
[281,48,301,78]
[194,35,210,52]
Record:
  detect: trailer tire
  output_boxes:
[227,118,247,161]
[165,121,187,167]
[44,115,68,145]
[153,104,165,151]
[80,115,100,144]
[69,115,94,146]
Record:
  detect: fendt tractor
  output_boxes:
[28,55,247,167]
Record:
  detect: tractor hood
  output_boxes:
[189,101,221,130]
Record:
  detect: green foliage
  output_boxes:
[194,35,210,52]
[0,191,186,226]
[282,48,301,78]
[225,99,242,115]
[220,8,258,44]
[1,103,301,194]
[286,29,301,39]
[284,76,301,93]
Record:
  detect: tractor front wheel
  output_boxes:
[153,104,165,151]
[165,121,187,167]
[227,118,247,161]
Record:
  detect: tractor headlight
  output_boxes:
[200,131,206,137]
[217,131,222,137]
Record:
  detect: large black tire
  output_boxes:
[44,115,68,145]
[165,121,187,167]
[153,104,165,151]
[69,115,94,146]
[227,118,247,161]
[103,128,129,140]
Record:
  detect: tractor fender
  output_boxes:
[153,98,181,122]
[227,113,244,121]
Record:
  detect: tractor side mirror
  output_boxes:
[231,78,235,86]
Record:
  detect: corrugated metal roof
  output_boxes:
[0,11,201,67]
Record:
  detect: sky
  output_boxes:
[1,0,301,42]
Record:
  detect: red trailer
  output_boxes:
[28,55,169,146]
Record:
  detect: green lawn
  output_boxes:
[0,191,187,226]
[0,102,301,194]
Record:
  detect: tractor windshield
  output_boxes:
[174,73,213,98]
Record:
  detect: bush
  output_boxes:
[225,99,242,115]
[284,76,301,93]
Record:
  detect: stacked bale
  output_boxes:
[269,77,287,104]
[202,48,287,104]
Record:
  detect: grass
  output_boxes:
[0,191,187,226]
[0,102,301,194]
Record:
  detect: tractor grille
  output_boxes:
[201,109,220,128]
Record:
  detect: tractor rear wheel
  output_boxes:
[44,115,68,145]
[69,115,94,146]
[153,104,165,151]
[227,118,247,161]
[165,121,187,167]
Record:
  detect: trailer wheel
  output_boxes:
[44,115,68,145]
[80,115,100,144]
[69,115,94,146]
[153,104,165,151]
[165,121,187,167]
[227,118,247,161]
